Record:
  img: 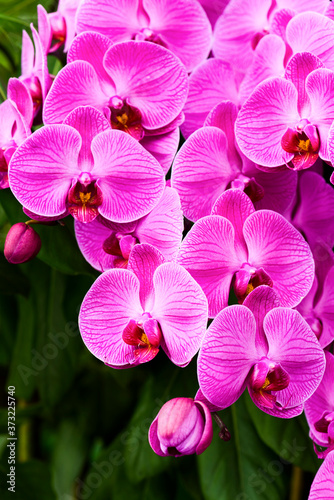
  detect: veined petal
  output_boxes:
[76,0,141,40]
[21,29,34,75]
[171,127,239,221]
[128,243,165,311]
[264,307,325,408]
[243,286,280,354]
[308,451,334,500]
[7,78,33,129]
[306,68,334,161]
[198,305,259,409]
[9,125,81,217]
[277,0,328,14]
[177,215,242,317]
[211,189,254,260]
[314,266,334,348]
[43,61,109,124]
[91,130,165,222]
[140,128,179,175]
[152,262,208,366]
[144,0,212,72]
[235,77,299,167]
[182,58,238,139]
[79,269,143,366]
[244,210,314,307]
[63,106,111,171]
[103,41,188,130]
[287,13,334,71]
[134,186,183,261]
[67,31,113,88]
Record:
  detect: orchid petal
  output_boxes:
[245,210,314,307]
[308,451,334,500]
[198,305,259,409]
[235,78,299,167]
[314,267,334,348]
[79,269,143,366]
[91,130,165,222]
[177,215,243,317]
[9,125,81,217]
[140,128,179,175]
[7,78,33,129]
[172,127,239,221]
[152,262,208,366]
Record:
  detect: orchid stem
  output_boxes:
[212,412,231,441]
[290,465,303,500]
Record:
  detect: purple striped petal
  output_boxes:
[152,262,208,366]
[264,308,325,408]
[308,451,334,500]
[140,128,179,175]
[198,305,260,409]
[171,127,240,221]
[134,187,183,261]
[7,78,33,129]
[182,59,238,139]
[128,243,165,311]
[76,0,141,41]
[235,77,299,167]
[244,210,315,307]
[91,130,165,222]
[307,68,334,161]
[211,189,254,261]
[9,125,81,217]
[287,13,334,71]
[103,41,188,130]
[43,61,109,124]
[79,269,143,367]
[177,216,243,317]
[314,267,334,348]
[143,0,212,72]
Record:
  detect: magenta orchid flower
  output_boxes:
[79,244,208,368]
[43,32,188,173]
[305,351,334,459]
[198,286,326,418]
[236,52,334,170]
[75,186,183,271]
[19,26,52,118]
[37,0,80,54]
[308,451,334,500]
[9,106,165,223]
[149,397,213,457]
[177,189,314,317]
[76,0,212,72]
[172,100,297,221]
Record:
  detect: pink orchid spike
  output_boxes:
[79,244,208,368]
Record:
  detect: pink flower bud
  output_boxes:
[148,397,213,457]
[4,223,41,264]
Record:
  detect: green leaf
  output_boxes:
[0,253,30,297]
[198,395,288,500]
[245,393,319,473]
[0,293,18,366]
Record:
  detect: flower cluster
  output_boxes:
[2,0,334,496]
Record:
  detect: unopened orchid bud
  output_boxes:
[148,397,213,457]
[4,222,41,264]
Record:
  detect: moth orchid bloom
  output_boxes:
[75,186,183,271]
[0,89,32,189]
[149,397,213,457]
[178,189,314,317]
[308,451,334,500]
[76,0,212,72]
[79,244,208,368]
[19,26,52,118]
[297,246,334,348]
[37,0,80,54]
[9,106,165,224]
[172,101,297,221]
[198,286,326,418]
[43,32,188,173]
[236,53,334,170]
[305,352,334,460]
